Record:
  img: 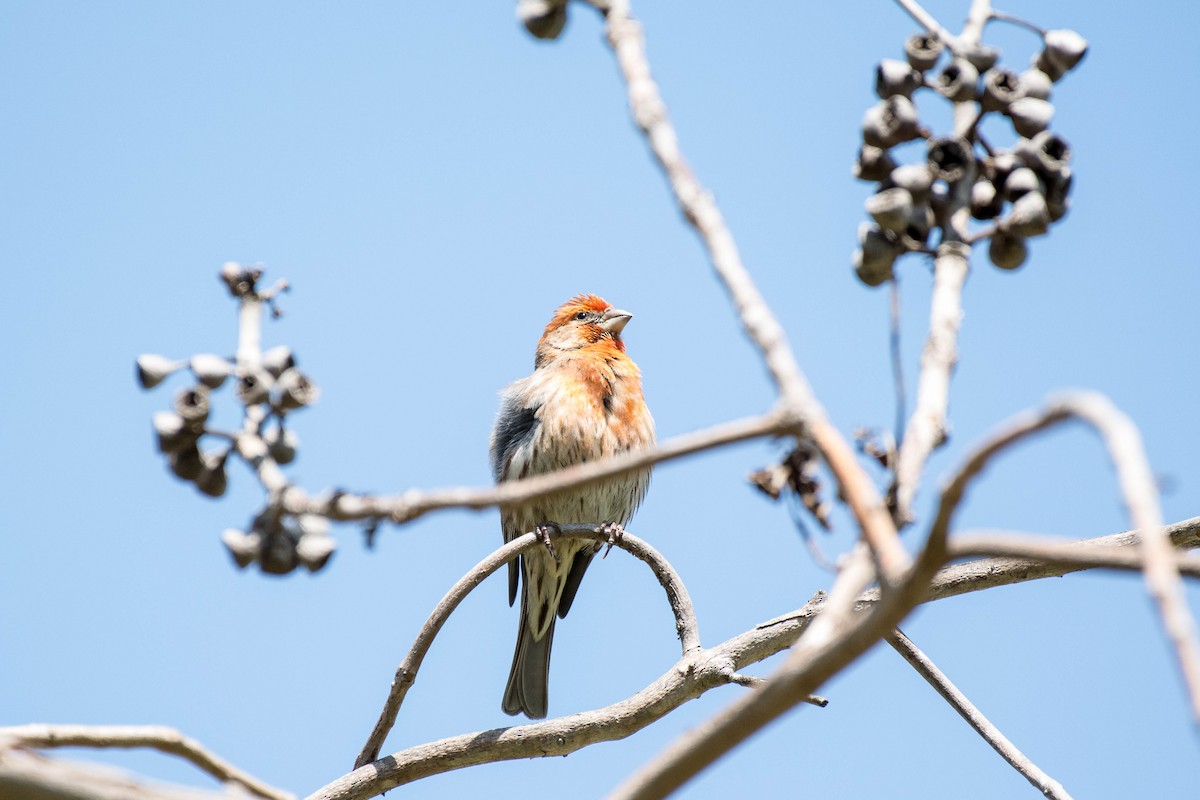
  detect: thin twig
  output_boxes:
[353,525,699,768]
[988,9,1046,36]
[887,630,1073,799]
[892,0,963,52]
[585,0,909,583]
[889,278,906,445]
[307,516,1200,800]
[929,391,1200,729]
[0,724,292,800]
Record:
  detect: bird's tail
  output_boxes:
[502,598,555,719]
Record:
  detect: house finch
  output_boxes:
[490,294,655,718]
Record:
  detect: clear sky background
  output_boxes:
[2,1,1197,798]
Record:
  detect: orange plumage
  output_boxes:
[490,294,655,718]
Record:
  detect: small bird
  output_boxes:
[490,294,655,719]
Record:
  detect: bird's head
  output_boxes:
[535,294,632,367]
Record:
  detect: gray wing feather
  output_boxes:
[490,396,540,606]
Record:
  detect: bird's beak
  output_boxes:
[599,307,632,334]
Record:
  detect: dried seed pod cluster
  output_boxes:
[853,23,1086,282]
[137,263,331,575]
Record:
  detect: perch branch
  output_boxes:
[0,724,291,800]
[307,515,1200,800]
[282,411,782,523]
[887,630,1073,800]
[353,524,698,769]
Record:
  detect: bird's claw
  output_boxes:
[535,522,561,564]
[597,522,625,559]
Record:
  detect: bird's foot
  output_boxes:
[535,522,561,564]
[597,522,625,559]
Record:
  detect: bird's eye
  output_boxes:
[574,311,589,321]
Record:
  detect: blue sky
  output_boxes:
[2,1,1197,798]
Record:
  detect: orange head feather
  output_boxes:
[535,294,632,368]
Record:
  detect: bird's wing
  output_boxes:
[490,390,541,606]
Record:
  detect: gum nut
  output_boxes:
[854,145,896,182]
[153,411,195,454]
[875,59,922,99]
[861,96,921,149]
[518,0,567,40]
[296,532,336,572]
[236,369,273,406]
[1016,131,1071,176]
[189,354,233,389]
[889,162,935,198]
[261,345,296,378]
[853,247,893,287]
[964,44,999,72]
[927,136,973,183]
[265,427,299,465]
[981,67,1021,111]
[219,261,243,285]
[905,204,935,244]
[1018,69,1053,100]
[296,514,330,538]
[1007,97,1054,138]
[989,232,1029,270]
[904,33,944,72]
[136,354,182,389]
[970,180,1003,220]
[195,452,229,498]
[984,150,1019,183]
[1043,29,1088,73]
[854,223,897,286]
[1045,168,1073,221]
[1002,191,1051,237]
[1033,50,1065,82]
[236,432,268,461]
[221,528,260,569]
[1003,167,1044,201]
[276,369,320,410]
[935,59,979,102]
[173,386,211,426]
[866,187,914,233]
[259,532,299,575]
[169,443,204,481]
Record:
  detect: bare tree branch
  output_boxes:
[928,392,1200,726]
[0,725,292,800]
[0,749,241,800]
[890,0,992,524]
[950,533,1200,578]
[582,0,908,582]
[886,629,1073,800]
[353,525,699,769]
[305,516,1200,800]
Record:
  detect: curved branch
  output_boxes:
[0,724,292,800]
[930,391,1200,728]
[353,525,699,769]
[307,516,1200,800]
